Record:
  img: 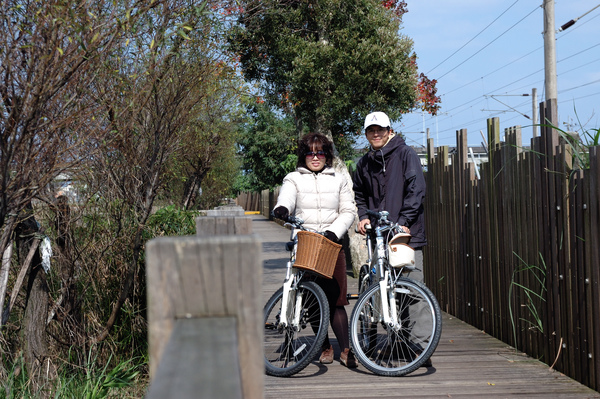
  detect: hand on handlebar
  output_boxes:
[357,219,370,235]
[272,206,289,221]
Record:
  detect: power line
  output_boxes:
[436,5,539,80]
[434,41,600,125]
[443,45,542,97]
[558,4,600,31]
[560,78,600,94]
[432,10,598,104]
[425,0,521,75]
[402,3,600,146]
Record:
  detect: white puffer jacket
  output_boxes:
[275,166,356,239]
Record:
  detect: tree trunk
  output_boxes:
[53,196,84,361]
[17,203,55,393]
[182,170,207,210]
[321,129,368,277]
[0,214,18,313]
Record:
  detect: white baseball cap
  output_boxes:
[364,112,391,130]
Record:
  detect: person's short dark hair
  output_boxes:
[297,133,334,168]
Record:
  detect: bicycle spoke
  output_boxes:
[264,282,329,377]
[350,278,442,376]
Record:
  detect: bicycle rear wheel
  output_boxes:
[264,281,329,377]
[349,277,442,376]
[358,264,373,294]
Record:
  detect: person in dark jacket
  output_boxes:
[353,111,431,367]
[354,111,427,250]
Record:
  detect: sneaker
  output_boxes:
[340,348,358,368]
[319,345,334,364]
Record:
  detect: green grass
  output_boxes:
[0,352,148,399]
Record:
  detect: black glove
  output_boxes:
[272,206,289,220]
[323,230,339,243]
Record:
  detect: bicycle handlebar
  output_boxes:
[365,209,391,226]
[364,209,408,234]
[272,213,307,231]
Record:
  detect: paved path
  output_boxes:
[252,214,600,399]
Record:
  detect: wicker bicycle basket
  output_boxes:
[293,231,342,279]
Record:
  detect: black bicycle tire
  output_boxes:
[349,277,442,376]
[356,264,377,352]
[263,281,330,377]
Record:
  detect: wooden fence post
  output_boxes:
[146,231,262,398]
[196,216,252,236]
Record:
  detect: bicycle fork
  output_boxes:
[374,236,403,332]
[279,262,303,331]
[379,271,401,331]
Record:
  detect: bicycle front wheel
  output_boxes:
[263,281,329,377]
[349,277,442,376]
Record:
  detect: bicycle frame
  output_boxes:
[365,211,415,332]
[277,220,308,331]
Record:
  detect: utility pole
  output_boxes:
[532,87,538,137]
[543,0,557,101]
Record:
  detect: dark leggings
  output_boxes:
[317,273,350,351]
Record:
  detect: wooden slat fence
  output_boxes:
[236,187,280,217]
[235,192,261,212]
[424,99,600,391]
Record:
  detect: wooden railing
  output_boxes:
[145,214,262,398]
[424,99,600,390]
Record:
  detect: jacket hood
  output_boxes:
[367,135,407,172]
[369,134,406,157]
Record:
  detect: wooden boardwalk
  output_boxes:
[253,215,600,399]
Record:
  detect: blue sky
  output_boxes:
[396,0,600,149]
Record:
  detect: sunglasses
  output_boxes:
[305,151,326,159]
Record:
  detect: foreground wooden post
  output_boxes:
[145,233,263,398]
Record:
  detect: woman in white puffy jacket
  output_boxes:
[272,133,358,368]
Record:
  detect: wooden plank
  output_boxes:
[571,169,586,386]
[457,129,468,322]
[588,146,600,390]
[542,99,562,371]
[146,318,243,399]
[146,234,263,398]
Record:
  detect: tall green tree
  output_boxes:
[236,103,299,192]
[229,0,439,139]
[228,0,440,273]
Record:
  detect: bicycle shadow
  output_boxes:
[341,364,437,377]
[275,362,330,378]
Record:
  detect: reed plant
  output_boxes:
[509,252,547,351]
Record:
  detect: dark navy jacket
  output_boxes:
[352,134,427,248]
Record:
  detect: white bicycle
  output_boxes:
[349,210,442,376]
[263,216,330,377]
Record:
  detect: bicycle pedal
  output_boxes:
[347,293,360,300]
